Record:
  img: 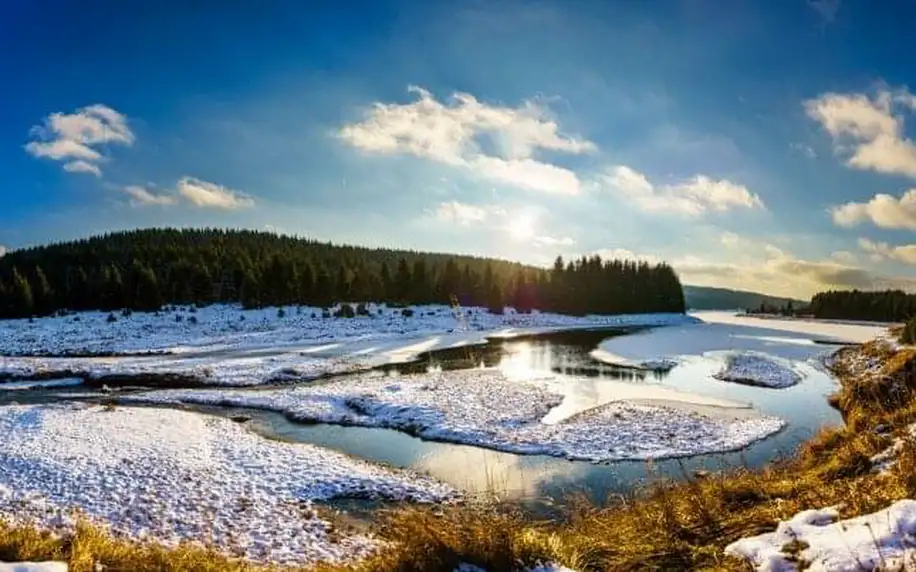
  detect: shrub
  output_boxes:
[356,302,370,316]
[189,307,198,314]
[73,316,81,322]
[121,308,133,318]
[311,312,317,318]
[277,307,286,319]
[175,315,184,323]
[107,313,118,323]
[188,316,198,325]
[322,309,331,319]
[335,304,356,318]
[901,317,916,344]
[402,308,415,318]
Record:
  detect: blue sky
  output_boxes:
[4,0,916,298]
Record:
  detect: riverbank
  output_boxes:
[1,319,909,571]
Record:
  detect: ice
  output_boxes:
[455,564,575,572]
[713,352,803,388]
[0,404,455,566]
[0,564,67,572]
[122,368,784,462]
[725,500,916,571]
[0,379,82,391]
[691,311,888,344]
[0,305,696,386]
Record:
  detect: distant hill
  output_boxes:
[683,285,805,311]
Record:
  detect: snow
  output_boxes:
[0,404,455,566]
[0,304,696,387]
[0,379,82,391]
[455,564,575,572]
[0,564,67,572]
[691,311,888,344]
[714,352,803,388]
[121,368,784,463]
[871,423,916,473]
[725,500,916,571]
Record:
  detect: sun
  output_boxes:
[506,214,536,240]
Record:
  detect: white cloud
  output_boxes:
[858,237,916,267]
[830,250,857,264]
[0,246,6,257]
[805,89,916,178]
[830,189,916,230]
[433,201,502,225]
[721,232,741,247]
[176,177,255,210]
[338,86,594,195]
[599,166,764,215]
[118,177,254,210]
[122,185,177,207]
[591,248,661,264]
[25,104,133,176]
[790,142,817,158]
[63,160,102,177]
[534,235,576,248]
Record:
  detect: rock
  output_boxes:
[230,415,252,423]
[875,423,893,435]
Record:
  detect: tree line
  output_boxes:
[0,228,685,318]
[808,289,916,322]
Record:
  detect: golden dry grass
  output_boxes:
[5,340,916,571]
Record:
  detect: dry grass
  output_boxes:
[5,341,916,571]
[0,519,283,571]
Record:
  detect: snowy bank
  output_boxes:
[713,352,803,388]
[0,404,454,566]
[725,500,916,571]
[0,303,694,357]
[122,368,784,462]
[692,311,888,344]
[0,564,66,572]
[0,305,696,386]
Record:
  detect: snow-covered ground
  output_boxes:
[0,564,66,572]
[725,500,916,571]
[0,304,694,356]
[871,423,916,473]
[691,311,889,344]
[713,352,803,388]
[121,368,783,463]
[0,304,695,386]
[0,404,455,566]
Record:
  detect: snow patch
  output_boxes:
[0,404,454,566]
[122,368,784,462]
[725,500,916,571]
[0,564,67,572]
[871,424,916,473]
[714,352,803,389]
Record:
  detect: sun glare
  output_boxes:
[507,213,536,240]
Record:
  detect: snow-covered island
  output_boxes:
[713,351,803,388]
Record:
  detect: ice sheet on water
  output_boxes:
[0,404,455,566]
[0,564,67,572]
[124,368,784,462]
[713,352,803,388]
[725,500,916,571]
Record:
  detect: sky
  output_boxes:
[4,0,916,299]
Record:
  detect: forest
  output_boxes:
[808,289,916,322]
[0,228,686,319]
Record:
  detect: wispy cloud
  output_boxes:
[830,189,916,229]
[432,200,504,225]
[805,88,916,178]
[120,177,255,210]
[177,177,255,210]
[858,237,916,266]
[599,165,764,215]
[534,235,576,248]
[62,160,102,177]
[25,104,134,177]
[338,86,594,195]
[122,185,177,207]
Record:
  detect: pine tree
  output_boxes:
[11,268,34,317]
